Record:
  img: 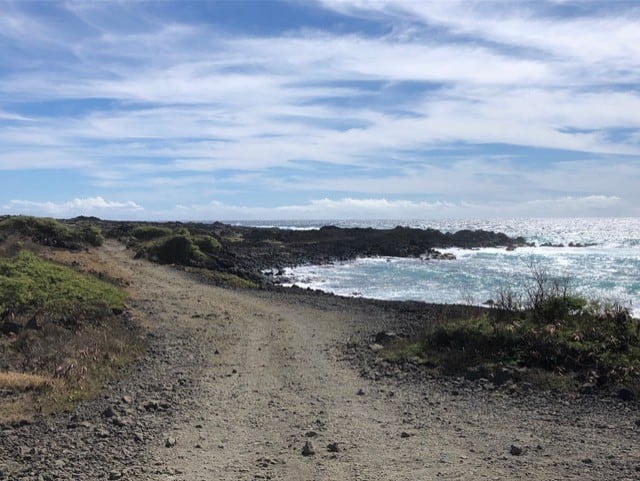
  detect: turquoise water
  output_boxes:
[237,218,640,316]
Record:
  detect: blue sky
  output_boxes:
[1,0,639,220]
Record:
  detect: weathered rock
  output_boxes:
[1,320,21,335]
[301,440,315,456]
[327,442,341,452]
[102,406,117,418]
[492,368,511,387]
[465,365,491,381]
[143,400,160,411]
[374,331,400,345]
[25,316,42,330]
[617,387,636,402]
[111,416,129,427]
[580,383,597,395]
[165,437,177,448]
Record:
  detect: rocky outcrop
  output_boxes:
[201,224,529,277]
[92,219,530,284]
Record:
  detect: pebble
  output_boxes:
[165,437,177,448]
[301,441,315,456]
[510,445,523,456]
[102,406,117,418]
[327,442,341,452]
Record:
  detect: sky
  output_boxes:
[1,0,639,221]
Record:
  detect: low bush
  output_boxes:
[387,266,640,392]
[193,235,221,254]
[130,225,173,241]
[77,224,105,246]
[0,216,105,248]
[144,234,206,265]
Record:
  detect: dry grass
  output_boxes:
[46,247,131,287]
[0,371,54,392]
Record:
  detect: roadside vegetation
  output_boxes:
[122,223,257,288]
[0,217,143,422]
[0,215,104,248]
[386,264,640,394]
[126,225,219,265]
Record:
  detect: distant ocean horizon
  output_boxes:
[233,217,640,317]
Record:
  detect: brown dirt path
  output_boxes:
[99,240,640,481]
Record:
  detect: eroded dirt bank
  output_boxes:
[2,240,639,480]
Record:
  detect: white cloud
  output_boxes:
[1,1,640,219]
[3,196,144,218]
[322,0,640,78]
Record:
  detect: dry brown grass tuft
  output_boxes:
[0,371,54,392]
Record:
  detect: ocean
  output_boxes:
[233,218,640,317]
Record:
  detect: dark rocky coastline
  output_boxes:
[93,219,530,284]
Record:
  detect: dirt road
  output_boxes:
[102,241,640,480]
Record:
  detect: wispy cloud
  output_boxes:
[0,0,639,219]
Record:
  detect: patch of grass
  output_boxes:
[222,235,244,243]
[0,250,126,322]
[186,267,258,289]
[0,249,142,421]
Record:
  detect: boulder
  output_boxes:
[374,331,400,345]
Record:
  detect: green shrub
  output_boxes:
[78,225,105,247]
[0,216,73,246]
[193,235,221,254]
[387,266,640,391]
[130,225,173,241]
[145,234,205,265]
[0,216,105,248]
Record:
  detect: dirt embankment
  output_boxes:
[2,240,639,480]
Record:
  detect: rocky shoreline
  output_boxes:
[91,218,531,286]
